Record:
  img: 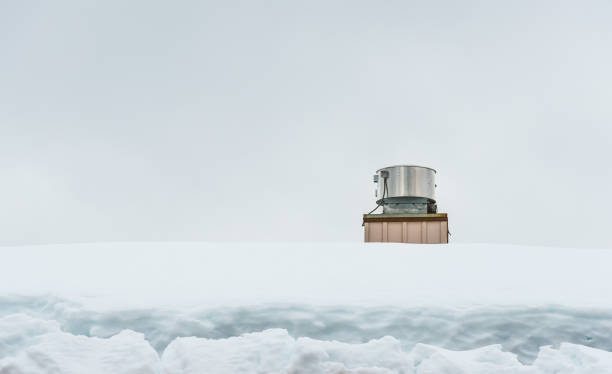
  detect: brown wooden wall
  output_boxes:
[364,219,448,244]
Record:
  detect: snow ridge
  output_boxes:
[2,314,612,374]
[2,242,612,372]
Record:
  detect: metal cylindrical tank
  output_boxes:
[374,165,437,214]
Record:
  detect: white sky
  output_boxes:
[1,1,611,247]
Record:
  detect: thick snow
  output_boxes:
[1,242,611,307]
[0,314,159,374]
[1,242,612,373]
[3,315,612,373]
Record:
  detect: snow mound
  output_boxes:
[161,331,612,374]
[3,296,612,362]
[0,314,159,374]
[162,328,294,374]
[3,315,612,373]
[409,344,528,373]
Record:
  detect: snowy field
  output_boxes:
[2,242,612,373]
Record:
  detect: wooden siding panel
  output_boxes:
[368,222,383,242]
[426,221,441,244]
[387,222,403,242]
[406,222,422,243]
[364,215,449,244]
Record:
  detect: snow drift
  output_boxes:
[3,314,612,374]
[1,242,612,373]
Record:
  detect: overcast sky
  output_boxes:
[1,0,611,247]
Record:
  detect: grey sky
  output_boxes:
[1,1,611,247]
